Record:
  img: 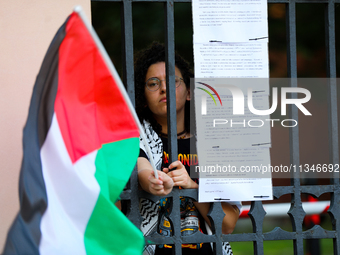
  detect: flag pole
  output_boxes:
[74,6,159,179]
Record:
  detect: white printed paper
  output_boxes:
[196,147,273,202]
[192,0,268,43]
[192,0,273,202]
[194,43,269,78]
[199,177,273,202]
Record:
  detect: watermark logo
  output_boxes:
[197,82,223,115]
[195,78,312,128]
[198,83,311,117]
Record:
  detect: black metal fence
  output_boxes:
[91,1,340,254]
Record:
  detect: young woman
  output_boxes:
[135,42,241,255]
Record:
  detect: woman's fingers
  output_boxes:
[172,177,189,187]
[148,170,174,195]
[166,163,193,188]
[168,160,182,170]
[148,172,162,184]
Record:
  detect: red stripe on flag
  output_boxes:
[55,13,139,163]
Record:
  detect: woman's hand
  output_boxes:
[147,170,174,196]
[165,161,198,189]
[138,157,174,196]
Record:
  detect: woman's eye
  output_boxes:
[147,79,160,87]
[148,82,157,87]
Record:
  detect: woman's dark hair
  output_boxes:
[134,42,194,134]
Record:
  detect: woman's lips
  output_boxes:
[159,97,167,103]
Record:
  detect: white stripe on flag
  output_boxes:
[39,114,100,255]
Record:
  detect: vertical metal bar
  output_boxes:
[209,202,224,255]
[325,2,340,254]
[325,0,337,79]
[165,1,177,161]
[121,0,135,105]
[126,166,142,227]
[286,2,304,255]
[331,189,340,255]
[249,201,266,255]
[286,1,297,79]
[119,0,144,235]
[164,1,181,254]
[325,0,339,184]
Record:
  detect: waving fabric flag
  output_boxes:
[3,9,144,255]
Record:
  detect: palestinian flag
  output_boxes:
[3,9,144,255]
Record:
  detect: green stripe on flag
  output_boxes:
[85,137,144,255]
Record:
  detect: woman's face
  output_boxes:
[144,62,190,120]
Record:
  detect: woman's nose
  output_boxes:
[159,79,167,92]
